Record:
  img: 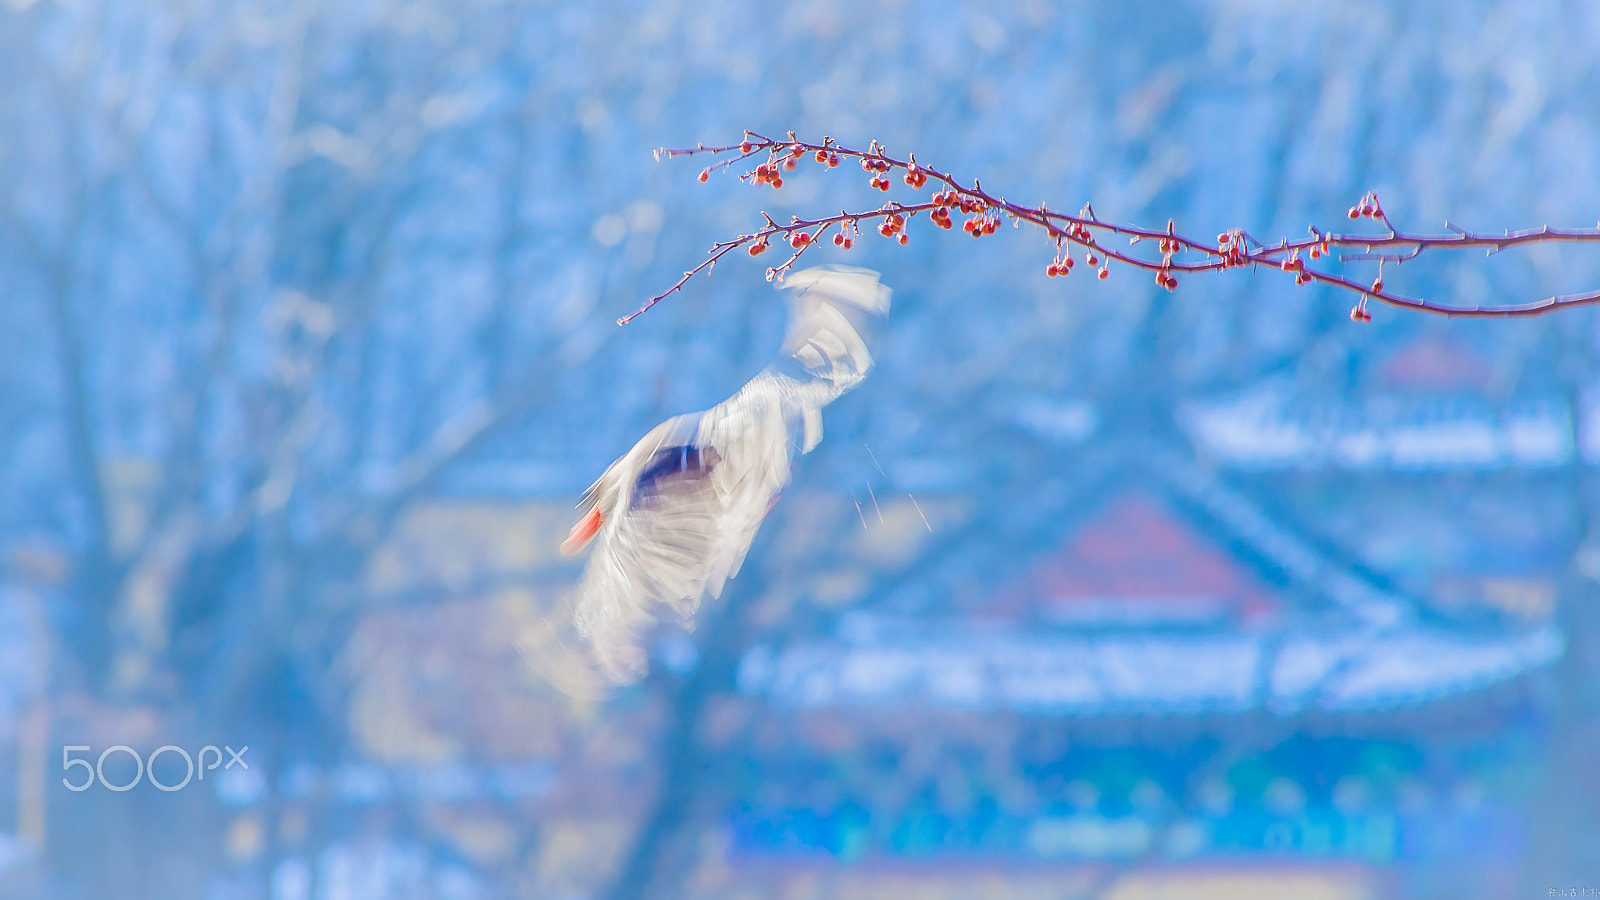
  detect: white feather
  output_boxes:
[563,266,891,682]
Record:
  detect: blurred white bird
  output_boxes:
[560,265,892,682]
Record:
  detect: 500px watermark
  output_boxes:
[61,744,248,792]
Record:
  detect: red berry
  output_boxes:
[772,177,783,189]
[1348,207,1360,219]
[1371,278,1383,292]
[1217,232,1229,245]
[1310,246,1321,259]
[749,241,767,256]
[1097,267,1109,280]
[842,237,853,250]
[791,232,810,247]
[783,158,797,171]
[898,234,908,245]
[1047,264,1059,277]
[698,169,709,183]
[1086,254,1098,266]
[833,232,845,246]
[814,150,828,163]
[828,153,840,167]
[740,141,754,153]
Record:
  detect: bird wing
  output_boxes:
[568,393,794,682]
[567,415,725,680]
[564,266,891,682]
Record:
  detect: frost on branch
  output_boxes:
[621,130,1600,326]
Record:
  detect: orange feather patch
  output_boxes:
[560,506,606,556]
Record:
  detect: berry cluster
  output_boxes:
[863,155,893,191]
[877,213,908,245]
[1279,256,1311,286]
[1348,192,1384,221]
[963,215,1000,237]
[752,162,785,189]
[625,130,1600,325]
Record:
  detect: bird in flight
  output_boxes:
[559,266,892,682]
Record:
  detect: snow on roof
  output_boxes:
[732,448,1558,717]
[737,615,1560,716]
[1181,379,1572,472]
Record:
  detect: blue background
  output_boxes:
[1,1,1598,898]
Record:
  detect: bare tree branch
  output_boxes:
[628,132,1600,324]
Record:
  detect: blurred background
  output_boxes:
[2,0,1599,897]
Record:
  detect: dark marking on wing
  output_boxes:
[630,444,720,510]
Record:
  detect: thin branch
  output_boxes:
[628,132,1600,323]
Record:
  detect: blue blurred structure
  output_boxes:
[1,1,1598,898]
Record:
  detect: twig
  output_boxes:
[625,132,1600,324]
